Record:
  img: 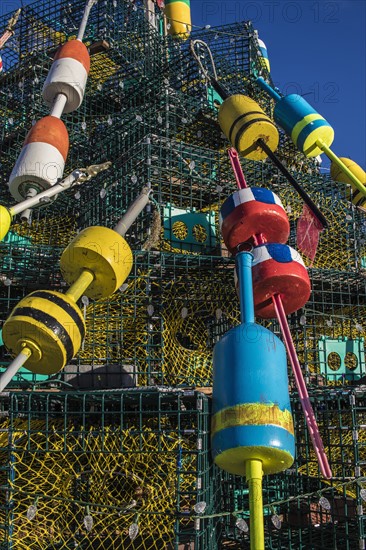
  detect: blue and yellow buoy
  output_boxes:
[212,251,295,476]
[256,77,334,158]
[274,94,334,158]
[212,249,295,549]
[256,77,366,202]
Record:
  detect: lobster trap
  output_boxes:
[0,389,217,550]
[0,0,365,548]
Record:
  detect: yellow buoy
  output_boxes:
[164,0,191,38]
[60,226,133,300]
[330,157,366,208]
[2,290,85,374]
[0,205,12,241]
[218,95,279,160]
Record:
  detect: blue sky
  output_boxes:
[7,0,365,170]
[191,0,366,170]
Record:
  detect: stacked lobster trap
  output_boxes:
[0,0,365,548]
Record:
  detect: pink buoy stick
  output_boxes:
[272,294,332,478]
[228,147,332,479]
[228,148,248,189]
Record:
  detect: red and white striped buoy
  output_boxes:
[251,243,311,318]
[42,40,90,113]
[9,116,69,200]
[220,187,290,252]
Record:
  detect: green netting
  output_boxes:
[0,390,214,549]
[0,389,365,550]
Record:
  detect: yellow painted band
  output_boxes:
[291,113,324,144]
[211,402,294,437]
[259,57,270,73]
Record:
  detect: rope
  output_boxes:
[190,39,218,84]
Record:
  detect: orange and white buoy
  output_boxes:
[42,40,91,114]
[9,116,69,201]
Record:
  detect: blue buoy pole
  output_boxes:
[256,77,282,102]
[235,249,255,324]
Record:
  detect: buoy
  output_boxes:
[274,94,334,158]
[212,315,295,476]
[251,243,311,318]
[220,187,289,252]
[8,116,69,201]
[218,95,279,160]
[0,188,151,391]
[2,290,85,375]
[228,149,332,484]
[42,40,91,113]
[257,38,270,72]
[212,249,295,549]
[164,0,191,38]
[60,226,133,300]
[0,206,12,241]
[330,157,366,208]
[256,77,334,158]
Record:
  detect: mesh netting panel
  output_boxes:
[0,390,213,549]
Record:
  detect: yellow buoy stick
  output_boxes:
[65,269,95,302]
[0,346,32,392]
[316,139,366,199]
[246,459,265,550]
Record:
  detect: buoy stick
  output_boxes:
[256,77,282,102]
[246,459,265,550]
[114,186,151,237]
[257,138,328,229]
[272,294,332,479]
[50,93,68,118]
[236,250,255,324]
[65,269,94,302]
[77,0,98,42]
[316,139,366,199]
[0,347,32,392]
[228,148,248,189]
[10,171,81,217]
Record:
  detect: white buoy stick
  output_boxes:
[0,348,32,392]
[114,186,151,237]
[77,0,98,42]
[50,93,68,118]
[10,171,82,216]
